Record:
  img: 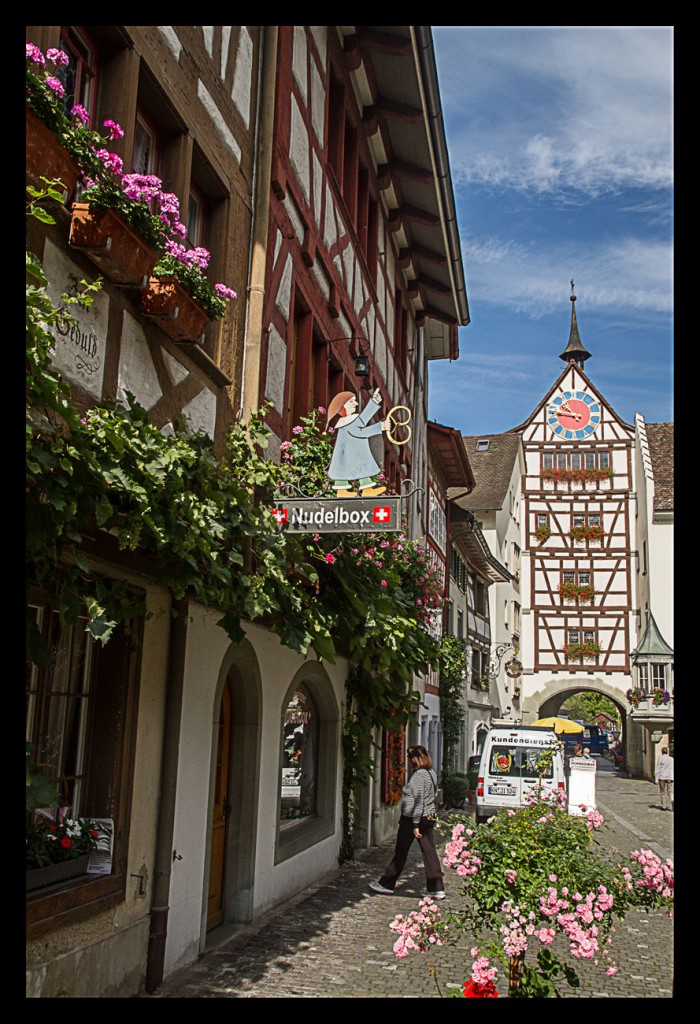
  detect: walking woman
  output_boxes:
[369,745,446,899]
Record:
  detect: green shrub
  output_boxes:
[442,772,469,809]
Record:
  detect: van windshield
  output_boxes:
[487,746,555,779]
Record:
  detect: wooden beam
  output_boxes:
[415,275,452,297]
[356,28,413,55]
[374,99,423,124]
[409,244,448,267]
[343,34,363,71]
[398,204,441,228]
[377,160,434,191]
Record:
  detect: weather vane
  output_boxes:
[570,278,575,292]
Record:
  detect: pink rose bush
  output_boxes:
[387,790,674,998]
[389,897,448,958]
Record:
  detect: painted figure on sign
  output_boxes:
[326,387,390,498]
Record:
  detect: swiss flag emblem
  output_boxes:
[373,506,391,523]
[273,506,288,525]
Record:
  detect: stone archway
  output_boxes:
[523,676,626,759]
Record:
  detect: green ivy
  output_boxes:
[438,634,467,774]
[27,185,442,863]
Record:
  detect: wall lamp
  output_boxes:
[328,333,371,377]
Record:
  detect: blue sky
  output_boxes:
[428,26,673,436]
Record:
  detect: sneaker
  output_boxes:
[369,880,394,895]
[422,890,447,900]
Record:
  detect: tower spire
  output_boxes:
[559,279,591,367]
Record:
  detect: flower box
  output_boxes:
[69,202,160,286]
[563,641,602,663]
[141,275,210,343]
[26,852,90,892]
[26,105,80,202]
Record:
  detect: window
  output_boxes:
[475,580,487,616]
[536,513,548,527]
[132,112,157,175]
[475,440,490,453]
[276,669,339,862]
[562,570,591,586]
[280,685,318,824]
[513,544,521,578]
[57,27,96,120]
[651,664,667,689]
[429,490,446,554]
[567,629,596,645]
[287,298,329,433]
[512,602,521,635]
[26,587,142,930]
[186,184,208,250]
[543,451,610,471]
[457,609,464,639]
[638,663,649,691]
[572,513,600,528]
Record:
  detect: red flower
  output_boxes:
[60,837,72,849]
[462,979,499,998]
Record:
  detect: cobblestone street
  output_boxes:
[143,760,673,999]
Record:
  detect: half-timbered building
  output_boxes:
[462,288,673,780]
[26,25,469,998]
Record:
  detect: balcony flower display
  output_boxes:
[541,466,613,485]
[534,523,551,543]
[626,687,645,708]
[651,688,671,707]
[26,42,237,322]
[558,581,596,604]
[568,524,605,543]
[563,640,602,662]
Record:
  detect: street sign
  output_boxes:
[272,495,401,533]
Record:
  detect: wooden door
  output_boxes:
[207,681,232,930]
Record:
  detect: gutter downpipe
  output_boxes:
[241,25,278,422]
[145,598,189,994]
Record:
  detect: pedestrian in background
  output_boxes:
[655,746,674,811]
[369,745,446,899]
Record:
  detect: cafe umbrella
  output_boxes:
[530,716,585,734]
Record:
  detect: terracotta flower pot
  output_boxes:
[26,105,80,202]
[69,202,160,286]
[141,275,210,343]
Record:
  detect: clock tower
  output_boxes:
[507,285,639,736]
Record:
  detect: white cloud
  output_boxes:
[461,233,673,316]
[434,26,673,197]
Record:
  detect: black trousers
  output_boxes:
[378,815,444,892]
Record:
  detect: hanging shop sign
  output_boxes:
[273,385,412,534]
[273,495,401,533]
[505,658,523,678]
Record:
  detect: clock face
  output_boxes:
[547,390,601,438]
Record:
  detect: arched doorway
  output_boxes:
[207,679,232,931]
[205,641,262,937]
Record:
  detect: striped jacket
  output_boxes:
[400,767,438,824]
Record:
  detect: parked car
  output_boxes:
[563,724,609,756]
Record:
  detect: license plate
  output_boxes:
[489,785,516,796]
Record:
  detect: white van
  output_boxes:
[475,726,567,823]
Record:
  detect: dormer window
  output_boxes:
[475,440,490,452]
